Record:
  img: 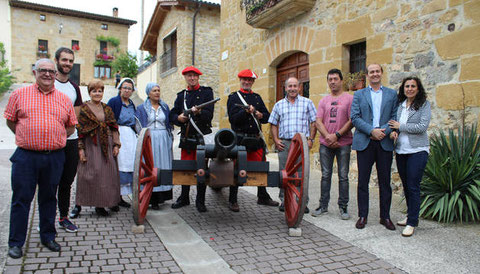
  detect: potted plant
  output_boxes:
[343,71,366,91]
[72,44,80,51]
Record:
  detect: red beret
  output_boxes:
[238,69,258,79]
[182,66,203,75]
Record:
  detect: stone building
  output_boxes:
[139,0,221,124]
[9,0,136,85]
[219,0,480,139]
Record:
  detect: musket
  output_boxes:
[234,104,270,154]
[183,97,220,117]
[234,103,251,110]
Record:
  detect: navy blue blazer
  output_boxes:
[350,86,398,152]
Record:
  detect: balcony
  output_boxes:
[95,50,115,62]
[244,0,316,29]
[37,47,50,58]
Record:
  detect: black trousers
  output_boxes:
[57,139,79,218]
[229,186,271,203]
[356,140,393,219]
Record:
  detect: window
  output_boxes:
[349,41,366,73]
[100,41,107,54]
[101,24,108,30]
[161,31,177,73]
[39,14,46,21]
[38,39,48,53]
[72,40,80,51]
[94,66,111,79]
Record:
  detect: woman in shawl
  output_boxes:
[75,80,121,216]
[135,83,173,209]
[107,78,137,208]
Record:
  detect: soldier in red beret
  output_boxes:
[226,69,280,212]
[169,66,214,212]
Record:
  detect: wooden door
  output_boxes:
[276,52,309,101]
[71,64,80,86]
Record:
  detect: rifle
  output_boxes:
[234,103,251,110]
[183,97,220,116]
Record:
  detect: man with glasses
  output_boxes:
[4,59,77,258]
[53,47,83,232]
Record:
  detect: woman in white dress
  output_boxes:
[107,78,137,208]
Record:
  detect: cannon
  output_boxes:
[132,128,309,228]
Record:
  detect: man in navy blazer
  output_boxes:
[350,64,398,230]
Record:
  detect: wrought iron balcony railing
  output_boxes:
[242,0,316,29]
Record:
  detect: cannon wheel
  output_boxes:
[283,133,309,228]
[132,128,157,225]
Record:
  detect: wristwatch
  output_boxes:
[335,132,342,139]
[308,137,314,141]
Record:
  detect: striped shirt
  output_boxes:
[4,84,77,150]
[268,95,317,139]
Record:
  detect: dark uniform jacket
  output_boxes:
[227,90,269,150]
[169,85,214,149]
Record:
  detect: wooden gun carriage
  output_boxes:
[132,128,309,228]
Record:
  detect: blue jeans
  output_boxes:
[9,148,65,247]
[319,145,351,209]
[396,151,428,227]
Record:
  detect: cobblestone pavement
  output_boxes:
[3,202,181,274]
[3,184,404,273]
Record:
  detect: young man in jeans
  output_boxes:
[312,69,353,220]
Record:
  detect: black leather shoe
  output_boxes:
[118,198,131,208]
[95,207,109,216]
[355,217,368,229]
[380,218,396,230]
[229,202,240,212]
[304,207,310,214]
[42,240,61,252]
[109,206,120,212]
[8,246,22,259]
[257,199,280,207]
[69,205,81,219]
[171,199,190,209]
[151,204,160,210]
[196,201,207,213]
[279,203,285,212]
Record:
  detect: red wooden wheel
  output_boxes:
[281,133,309,228]
[132,128,158,225]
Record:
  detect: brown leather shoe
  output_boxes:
[380,218,396,230]
[355,217,367,229]
[257,199,279,207]
[229,202,239,212]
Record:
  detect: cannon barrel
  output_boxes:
[213,128,237,160]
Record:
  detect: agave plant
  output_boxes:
[420,124,480,223]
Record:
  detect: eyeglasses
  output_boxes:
[121,87,133,91]
[36,69,57,75]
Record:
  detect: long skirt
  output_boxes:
[150,128,173,201]
[118,125,137,195]
[76,135,120,208]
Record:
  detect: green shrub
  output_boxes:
[0,42,14,95]
[420,124,480,223]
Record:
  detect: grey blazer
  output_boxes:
[397,100,431,148]
[351,86,399,151]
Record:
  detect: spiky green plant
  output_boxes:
[420,124,480,223]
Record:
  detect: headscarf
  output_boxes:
[77,103,118,160]
[117,77,136,94]
[144,82,161,116]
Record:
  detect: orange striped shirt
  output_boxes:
[4,84,77,150]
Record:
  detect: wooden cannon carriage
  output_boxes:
[132,128,309,228]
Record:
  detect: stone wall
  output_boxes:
[221,0,480,190]
[154,6,220,126]
[0,0,11,70]
[221,0,480,134]
[10,7,130,86]
[136,61,159,101]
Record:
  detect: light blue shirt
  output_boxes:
[369,85,383,128]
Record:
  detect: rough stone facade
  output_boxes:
[220,0,480,190]
[138,4,220,126]
[10,5,132,86]
[220,0,480,133]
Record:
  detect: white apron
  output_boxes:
[117,125,137,172]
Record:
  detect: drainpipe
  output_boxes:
[192,2,202,65]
